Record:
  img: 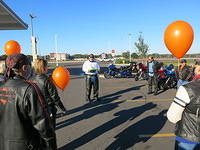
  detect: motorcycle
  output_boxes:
[135,63,148,81]
[157,64,177,90]
[118,65,133,78]
[104,64,120,79]
[104,63,135,79]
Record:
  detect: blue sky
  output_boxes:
[1,0,200,55]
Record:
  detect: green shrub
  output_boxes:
[115,59,130,64]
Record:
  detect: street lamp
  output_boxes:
[29,14,36,36]
[128,33,132,62]
[29,14,37,62]
[55,34,59,66]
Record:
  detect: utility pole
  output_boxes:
[55,34,58,66]
[29,14,37,62]
[128,33,132,62]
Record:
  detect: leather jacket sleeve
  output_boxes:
[46,78,66,112]
[23,85,57,150]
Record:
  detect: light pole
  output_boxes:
[128,33,132,62]
[29,14,37,62]
[55,34,58,66]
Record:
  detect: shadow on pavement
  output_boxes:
[58,102,157,150]
[100,84,145,100]
[56,95,123,130]
[56,84,144,119]
[132,95,143,100]
[105,109,167,150]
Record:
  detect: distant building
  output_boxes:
[50,53,70,61]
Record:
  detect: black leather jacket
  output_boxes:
[30,74,66,113]
[0,76,56,150]
[175,79,200,142]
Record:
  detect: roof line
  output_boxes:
[0,1,28,29]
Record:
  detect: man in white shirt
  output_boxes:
[82,54,100,102]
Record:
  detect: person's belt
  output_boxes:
[86,74,98,76]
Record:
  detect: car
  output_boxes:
[99,58,114,62]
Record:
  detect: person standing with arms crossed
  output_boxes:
[82,54,100,102]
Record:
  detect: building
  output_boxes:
[50,53,70,61]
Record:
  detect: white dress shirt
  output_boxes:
[82,60,100,75]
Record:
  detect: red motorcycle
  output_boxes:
[135,63,148,81]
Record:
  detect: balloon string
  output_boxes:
[178,59,180,71]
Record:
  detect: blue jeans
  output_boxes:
[175,140,200,150]
[177,80,189,89]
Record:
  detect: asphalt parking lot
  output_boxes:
[55,62,176,150]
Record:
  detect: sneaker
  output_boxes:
[153,91,158,95]
[147,91,152,94]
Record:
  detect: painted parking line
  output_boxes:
[127,99,173,102]
[113,99,173,103]
[139,133,175,138]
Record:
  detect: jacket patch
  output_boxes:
[0,99,8,104]
[0,88,15,104]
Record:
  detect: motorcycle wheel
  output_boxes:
[114,72,121,78]
[158,79,167,91]
[135,75,139,81]
[142,73,148,80]
[104,72,111,79]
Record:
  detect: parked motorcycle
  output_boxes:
[104,63,135,79]
[104,64,120,79]
[135,63,148,81]
[157,64,177,91]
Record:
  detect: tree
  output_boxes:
[131,53,139,59]
[135,33,149,58]
[0,55,7,61]
[122,51,130,59]
[151,53,160,58]
[115,54,122,58]
[72,54,88,59]
[107,54,113,58]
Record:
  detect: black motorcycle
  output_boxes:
[104,63,134,79]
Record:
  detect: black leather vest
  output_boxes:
[175,79,200,142]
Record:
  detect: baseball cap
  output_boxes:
[180,59,187,63]
[89,54,95,58]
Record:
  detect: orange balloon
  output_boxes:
[4,40,21,56]
[52,67,70,90]
[164,21,194,59]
